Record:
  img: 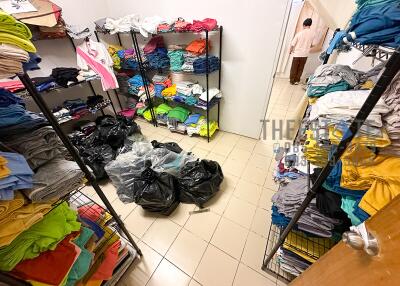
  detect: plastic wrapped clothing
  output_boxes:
[105,143,196,208]
[177,160,224,207]
[151,140,183,154]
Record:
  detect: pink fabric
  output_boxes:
[118,108,136,118]
[143,36,164,55]
[78,204,105,222]
[76,47,118,91]
[0,80,25,92]
[191,18,218,32]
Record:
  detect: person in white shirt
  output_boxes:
[289,18,314,85]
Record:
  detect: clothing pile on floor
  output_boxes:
[105,141,224,215]
[96,15,217,37]
[0,11,36,78]
[69,115,142,179]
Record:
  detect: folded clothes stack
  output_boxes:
[0,11,36,78]
[272,175,343,238]
[157,21,174,33]
[174,18,192,32]
[168,49,185,71]
[0,103,47,137]
[193,56,220,74]
[0,80,25,92]
[31,76,56,92]
[277,247,311,276]
[0,202,80,271]
[156,103,172,125]
[108,44,123,70]
[197,87,221,108]
[128,74,146,95]
[186,39,209,55]
[380,72,400,156]
[0,152,34,201]
[147,47,170,69]
[0,190,52,248]
[162,84,177,97]
[309,90,391,147]
[51,67,80,88]
[190,18,218,32]
[307,64,362,97]
[181,52,197,72]
[26,158,84,202]
[3,126,67,170]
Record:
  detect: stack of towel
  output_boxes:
[0,11,35,77]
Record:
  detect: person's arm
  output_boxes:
[290,34,299,54]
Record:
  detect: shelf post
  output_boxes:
[206,30,210,142]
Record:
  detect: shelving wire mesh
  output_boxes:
[263,224,337,283]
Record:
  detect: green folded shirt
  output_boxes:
[0,202,81,271]
[167,106,190,122]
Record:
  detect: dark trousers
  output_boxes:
[290,57,307,84]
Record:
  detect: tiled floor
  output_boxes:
[81,79,304,286]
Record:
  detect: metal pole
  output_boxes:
[217,26,223,126]
[18,73,142,256]
[94,31,122,113]
[206,30,210,142]
[130,31,158,127]
[262,46,400,270]
[116,32,123,46]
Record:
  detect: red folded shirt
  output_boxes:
[12,232,81,285]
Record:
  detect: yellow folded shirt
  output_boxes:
[0,32,36,52]
[0,155,10,179]
[282,231,335,263]
[0,203,52,247]
[341,144,400,216]
[0,191,25,221]
[199,121,218,137]
[329,126,391,148]
[161,84,177,97]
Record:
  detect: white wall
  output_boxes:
[105,0,291,138]
[28,0,290,138]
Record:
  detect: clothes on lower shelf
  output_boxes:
[272,175,343,238]
[0,202,80,271]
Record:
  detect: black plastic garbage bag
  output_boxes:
[177,159,224,207]
[151,140,182,154]
[133,168,179,215]
[81,144,116,179]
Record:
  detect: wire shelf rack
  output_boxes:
[263,223,337,283]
